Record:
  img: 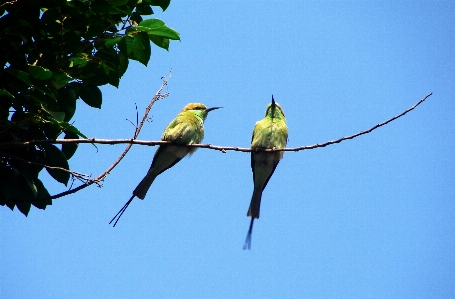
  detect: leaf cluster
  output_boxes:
[0,0,179,215]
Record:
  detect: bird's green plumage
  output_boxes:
[110,103,220,227]
[244,96,288,249]
[132,104,209,199]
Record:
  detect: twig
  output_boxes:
[3,92,433,153]
[6,91,432,204]
[12,71,172,203]
[0,0,18,9]
[0,151,101,186]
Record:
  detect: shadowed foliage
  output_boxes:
[0,0,179,215]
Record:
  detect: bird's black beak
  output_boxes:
[206,106,223,112]
[271,95,276,107]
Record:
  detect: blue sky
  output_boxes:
[2,1,455,298]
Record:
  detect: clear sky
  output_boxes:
[2,1,455,298]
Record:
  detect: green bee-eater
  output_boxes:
[243,96,288,249]
[110,103,221,227]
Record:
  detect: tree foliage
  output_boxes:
[0,0,179,216]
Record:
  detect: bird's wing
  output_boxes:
[150,145,184,175]
[261,159,280,191]
[161,116,183,141]
[250,120,261,173]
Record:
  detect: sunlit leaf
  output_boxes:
[139,19,180,40]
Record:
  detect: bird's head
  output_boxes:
[265,95,286,119]
[182,103,222,120]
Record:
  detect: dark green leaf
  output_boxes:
[86,15,104,37]
[58,86,77,121]
[51,71,72,90]
[69,57,89,68]
[138,19,180,40]
[149,0,170,11]
[0,89,15,99]
[30,81,57,101]
[10,111,32,129]
[119,51,129,76]
[62,123,88,139]
[31,179,52,210]
[108,5,131,16]
[105,36,123,48]
[91,0,110,13]
[136,3,153,15]
[66,0,89,14]
[60,3,81,17]
[104,65,120,87]
[132,31,151,66]
[29,66,53,80]
[123,35,134,59]
[39,116,63,139]
[24,175,38,197]
[43,112,88,139]
[61,31,82,51]
[16,202,32,216]
[42,144,70,185]
[79,84,102,108]
[130,12,143,24]
[40,7,61,26]
[62,131,79,159]
[111,0,129,6]
[4,175,37,216]
[149,35,169,50]
[48,111,65,122]
[7,70,32,85]
[63,15,88,31]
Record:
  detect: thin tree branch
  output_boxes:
[0,0,18,9]
[6,91,432,204]
[0,151,101,186]
[11,71,172,203]
[3,92,433,154]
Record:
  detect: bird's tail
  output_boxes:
[243,217,255,250]
[247,187,263,218]
[109,194,135,227]
[244,188,262,249]
[132,171,157,199]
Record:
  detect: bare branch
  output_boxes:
[6,91,432,204]
[3,92,433,154]
[0,0,18,9]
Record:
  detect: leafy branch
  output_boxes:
[11,72,171,204]
[0,0,179,215]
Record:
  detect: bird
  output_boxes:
[110,103,221,227]
[243,96,288,249]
